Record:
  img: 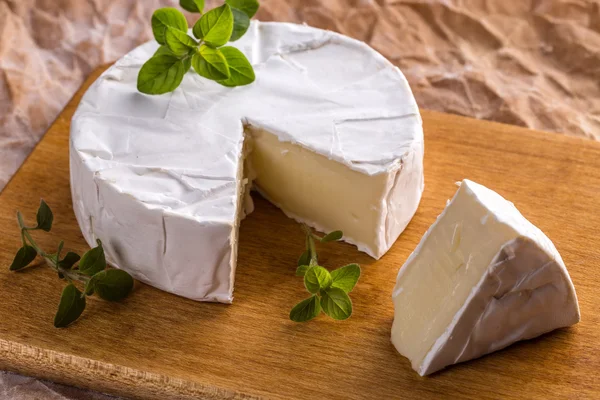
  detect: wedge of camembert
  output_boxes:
[391,179,580,376]
[70,22,424,303]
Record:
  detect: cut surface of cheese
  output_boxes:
[391,179,580,376]
[70,22,424,303]
[245,127,423,257]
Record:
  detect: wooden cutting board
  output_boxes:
[0,67,599,400]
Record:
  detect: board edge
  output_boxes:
[0,338,262,400]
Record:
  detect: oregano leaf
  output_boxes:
[151,8,188,45]
[296,265,309,277]
[92,269,134,302]
[330,263,361,293]
[165,28,198,56]
[297,250,310,267]
[321,230,343,243]
[179,0,205,13]
[183,54,192,71]
[304,266,332,294]
[83,279,95,296]
[78,239,106,276]
[58,252,80,270]
[320,287,352,320]
[229,7,250,41]
[9,245,37,271]
[226,0,259,18]
[192,45,230,81]
[11,201,139,328]
[289,295,321,322]
[154,45,177,57]
[217,46,255,87]
[54,284,86,328]
[56,240,64,261]
[138,54,189,95]
[36,200,53,232]
[193,4,233,47]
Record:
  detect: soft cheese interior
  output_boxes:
[391,180,580,376]
[70,21,424,304]
[245,127,422,258]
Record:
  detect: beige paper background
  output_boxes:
[1,0,599,192]
[0,0,599,397]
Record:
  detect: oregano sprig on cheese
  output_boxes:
[138,0,258,95]
[8,200,134,328]
[290,225,361,322]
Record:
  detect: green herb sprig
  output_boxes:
[290,225,361,322]
[138,0,259,95]
[9,200,134,328]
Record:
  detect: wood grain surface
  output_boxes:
[0,67,599,400]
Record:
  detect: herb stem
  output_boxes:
[310,232,323,241]
[57,265,90,283]
[21,228,47,257]
[300,224,321,266]
[308,236,318,266]
[300,224,319,267]
[11,200,134,327]
[18,223,90,284]
[17,212,27,246]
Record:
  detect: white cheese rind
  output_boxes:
[70,21,423,303]
[391,179,580,376]
[70,21,424,302]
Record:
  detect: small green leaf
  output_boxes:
[226,0,259,18]
[58,252,80,270]
[165,28,198,56]
[229,7,250,41]
[78,239,106,276]
[54,284,86,328]
[297,250,310,267]
[193,4,233,47]
[331,263,361,293]
[179,0,204,13]
[296,265,309,277]
[36,200,53,232]
[217,46,255,87]
[92,269,134,302]
[56,240,64,261]
[321,230,343,243]
[154,45,176,57]
[192,45,230,81]
[9,245,37,271]
[83,279,95,296]
[151,8,188,45]
[320,287,352,320]
[138,54,189,95]
[183,55,192,71]
[289,295,321,322]
[304,266,332,294]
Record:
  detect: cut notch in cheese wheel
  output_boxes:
[391,179,580,376]
[70,21,424,303]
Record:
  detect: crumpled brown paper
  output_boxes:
[0,0,599,398]
[1,0,599,193]
[278,0,600,137]
[0,0,182,191]
[0,372,119,400]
